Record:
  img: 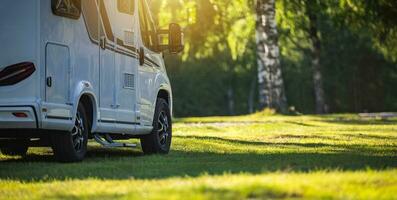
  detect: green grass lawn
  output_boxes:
[0,114,396,199]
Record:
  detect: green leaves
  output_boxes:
[338,0,397,61]
[153,0,255,61]
[148,0,397,116]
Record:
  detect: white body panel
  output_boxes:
[0,0,173,136]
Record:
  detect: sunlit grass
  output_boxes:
[0,113,396,199]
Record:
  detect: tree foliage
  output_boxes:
[149,0,397,116]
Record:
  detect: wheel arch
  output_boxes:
[71,81,99,133]
[156,87,173,117]
[157,89,170,105]
[79,94,97,132]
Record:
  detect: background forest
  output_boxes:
[149,0,397,117]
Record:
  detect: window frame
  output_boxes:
[138,0,159,52]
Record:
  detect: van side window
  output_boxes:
[118,0,135,15]
[51,0,81,19]
[81,0,101,42]
[139,0,158,52]
[113,0,136,47]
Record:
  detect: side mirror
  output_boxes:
[168,23,184,54]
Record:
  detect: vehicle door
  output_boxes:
[98,0,117,124]
[45,0,81,117]
[137,0,160,126]
[113,0,138,125]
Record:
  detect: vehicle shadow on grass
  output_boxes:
[0,135,396,182]
[319,118,397,125]
[176,135,397,150]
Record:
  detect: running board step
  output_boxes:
[93,134,137,148]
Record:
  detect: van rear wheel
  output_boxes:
[51,103,89,162]
[0,139,29,156]
[140,98,172,154]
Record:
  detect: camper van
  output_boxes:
[0,0,183,162]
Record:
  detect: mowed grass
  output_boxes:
[0,113,396,199]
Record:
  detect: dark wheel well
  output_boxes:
[157,90,169,104]
[80,95,94,133]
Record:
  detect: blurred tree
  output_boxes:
[147,0,397,117]
[306,0,328,114]
[256,0,288,113]
[277,0,397,114]
[277,0,329,114]
[339,0,397,61]
[152,0,257,116]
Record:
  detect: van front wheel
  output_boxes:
[51,103,89,162]
[141,98,172,154]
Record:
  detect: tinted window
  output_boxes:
[52,0,81,19]
[118,0,135,15]
[81,0,101,41]
[139,0,158,51]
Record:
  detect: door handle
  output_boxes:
[46,76,52,87]
[100,36,106,49]
[139,47,145,66]
[111,104,121,109]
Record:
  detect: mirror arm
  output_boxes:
[157,29,170,52]
[158,45,168,51]
[157,29,169,34]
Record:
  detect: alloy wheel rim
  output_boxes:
[157,111,170,146]
[71,112,85,152]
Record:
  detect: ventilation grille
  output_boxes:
[124,30,134,46]
[123,73,134,89]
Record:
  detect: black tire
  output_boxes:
[141,98,172,154]
[0,139,29,156]
[51,103,89,162]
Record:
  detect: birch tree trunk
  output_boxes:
[306,2,328,114]
[256,0,288,113]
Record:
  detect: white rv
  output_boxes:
[0,0,183,162]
